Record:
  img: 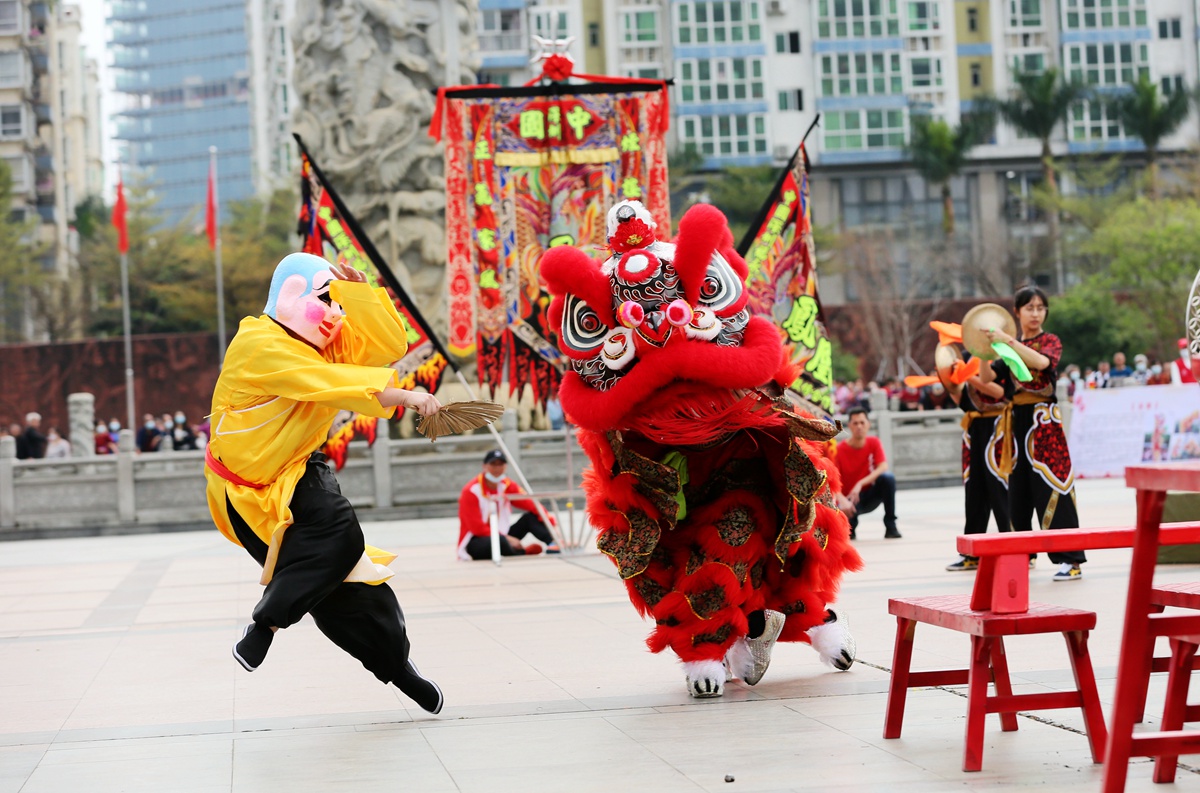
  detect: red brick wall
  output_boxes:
[0,333,221,435]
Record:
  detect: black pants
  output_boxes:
[464,512,555,560]
[848,472,897,532]
[228,453,411,686]
[964,416,1011,538]
[1009,403,1086,565]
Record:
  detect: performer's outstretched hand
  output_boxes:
[403,391,442,417]
[331,259,367,283]
[376,388,442,416]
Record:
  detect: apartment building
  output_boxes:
[0,1,102,340]
[245,0,295,196]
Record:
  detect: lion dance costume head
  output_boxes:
[543,201,863,698]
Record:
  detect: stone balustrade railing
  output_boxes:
[2,397,1072,539]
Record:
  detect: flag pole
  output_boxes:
[209,146,226,366]
[114,175,135,437]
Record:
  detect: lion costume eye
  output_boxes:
[561,295,610,354]
[697,252,743,315]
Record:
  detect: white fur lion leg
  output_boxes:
[807,607,856,671]
[724,638,752,681]
[683,659,726,698]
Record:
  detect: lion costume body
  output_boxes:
[542,200,862,697]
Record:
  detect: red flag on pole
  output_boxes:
[113,176,128,254]
[206,153,218,250]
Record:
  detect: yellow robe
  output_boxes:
[205,280,407,585]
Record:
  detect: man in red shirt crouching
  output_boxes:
[457,450,560,560]
[835,408,901,541]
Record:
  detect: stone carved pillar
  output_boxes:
[67,392,95,458]
[291,0,480,345]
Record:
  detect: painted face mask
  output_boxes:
[263,253,343,350]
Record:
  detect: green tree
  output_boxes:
[1081,197,1200,358]
[704,164,779,242]
[78,182,299,338]
[996,68,1089,288]
[1046,281,1155,370]
[1109,74,1191,198]
[0,160,55,342]
[906,111,993,236]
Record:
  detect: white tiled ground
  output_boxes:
[1,478,1197,792]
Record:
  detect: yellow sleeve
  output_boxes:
[327,280,411,368]
[239,338,399,418]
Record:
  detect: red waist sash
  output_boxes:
[205,445,265,489]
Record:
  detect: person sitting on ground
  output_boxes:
[834,407,901,541]
[457,450,559,559]
[15,412,47,459]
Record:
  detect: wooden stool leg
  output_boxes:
[963,635,993,772]
[1135,603,1167,723]
[884,616,916,739]
[989,637,1018,732]
[1064,630,1107,763]
[1153,638,1199,784]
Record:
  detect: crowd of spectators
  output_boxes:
[2,410,211,459]
[832,378,960,414]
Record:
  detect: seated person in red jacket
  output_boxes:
[834,407,901,541]
[457,450,559,559]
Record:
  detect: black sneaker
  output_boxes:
[884,527,902,539]
[397,659,444,714]
[233,623,273,672]
[945,556,979,572]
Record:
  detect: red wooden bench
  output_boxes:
[885,523,1200,773]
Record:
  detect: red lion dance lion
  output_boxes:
[542,200,863,697]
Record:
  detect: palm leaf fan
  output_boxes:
[416,401,506,442]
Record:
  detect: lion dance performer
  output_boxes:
[542,201,862,698]
[204,252,444,713]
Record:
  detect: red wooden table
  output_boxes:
[1103,461,1200,792]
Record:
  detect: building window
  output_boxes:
[1069,101,1122,141]
[1158,18,1182,38]
[1066,42,1149,86]
[532,10,570,40]
[774,30,801,53]
[588,22,600,47]
[966,7,978,31]
[1011,51,1046,75]
[817,0,901,39]
[824,108,905,151]
[907,1,940,31]
[1009,0,1042,27]
[0,51,21,86]
[678,57,764,103]
[970,62,982,87]
[679,112,768,158]
[778,89,803,110]
[1161,74,1185,94]
[0,104,21,138]
[3,155,28,191]
[622,10,659,43]
[1064,0,1147,31]
[820,52,904,97]
[478,9,523,51]
[677,1,762,46]
[0,1,18,34]
[909,56,942,88]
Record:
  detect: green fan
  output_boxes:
[992,342,1033,383]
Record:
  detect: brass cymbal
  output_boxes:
[934,343,964,396]
[961,303,1017,360]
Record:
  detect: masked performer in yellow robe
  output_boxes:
[205,252,444,713]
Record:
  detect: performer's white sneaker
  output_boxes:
[807,608,856,671]
[683,659,725,698]
[744,610,786,686]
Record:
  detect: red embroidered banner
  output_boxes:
[434,81,670,406]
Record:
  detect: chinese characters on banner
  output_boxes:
[737,144,834,417]
[434,82,670,405]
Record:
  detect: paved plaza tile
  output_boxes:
[0,479,1197,792]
